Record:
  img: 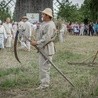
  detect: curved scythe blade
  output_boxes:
[14,30,21,63]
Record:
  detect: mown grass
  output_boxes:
[0,35,98,98]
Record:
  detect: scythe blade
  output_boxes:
[14,30,21,63]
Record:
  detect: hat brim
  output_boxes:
[22,17,28,19]
[41,11,53,17]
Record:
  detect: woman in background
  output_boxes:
[0,20,7,49]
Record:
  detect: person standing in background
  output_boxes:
[22,16,32,51]
[80,23,84,36]
[12,22,18,39]
[95,21,98,35]
[3,17,13,48]
[88,22,94,36]
[0,20,7,49]
[59,20,67,42]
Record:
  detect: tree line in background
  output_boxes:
[57,0,98,23]
[0,0,98,23]
[81,0,98,22]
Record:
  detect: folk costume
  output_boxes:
[3,22,13,48]
[36,8,56,89]
[0,23,7,49]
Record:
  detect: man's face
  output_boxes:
[6,18,11,23]
[23,18,27,22]
[42,13,48,21]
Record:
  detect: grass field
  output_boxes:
[0,35,98,98]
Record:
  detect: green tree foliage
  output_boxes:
[0,1,11,21]
[80,0,90,18]
[57,0,98,22]
[57,0,84,22]
[80,0,98,21]
[89,0,98,21]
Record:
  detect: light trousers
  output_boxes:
[5,35,12,48]
[20,37,31,51]
[39,53,53,87]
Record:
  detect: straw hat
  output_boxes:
[41,8,53,18]
[22,16,28,19]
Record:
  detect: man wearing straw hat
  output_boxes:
[31,8,56,90]
[18,16,32,51]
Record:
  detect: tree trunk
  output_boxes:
[14,0,53,21]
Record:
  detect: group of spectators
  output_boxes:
[0,17,40,50]
[0,17,14,49]
[67,21,98,36]
[1,17,98,51]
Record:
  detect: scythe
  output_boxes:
[14,30,74,87]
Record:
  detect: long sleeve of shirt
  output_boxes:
[37,21,56,46]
